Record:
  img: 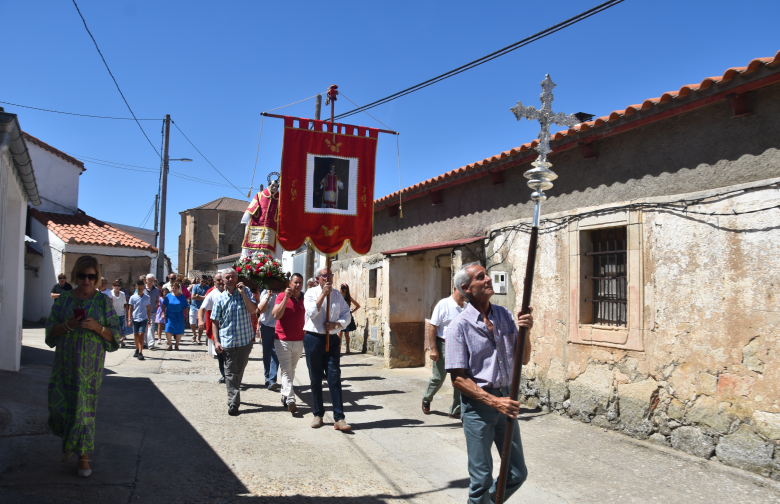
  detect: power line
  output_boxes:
[139,200,155,228]
[170,120,246,198]
[334,0,624,121]
[0,100,160,120]
[70,0,161,157]
[67,153,251,189]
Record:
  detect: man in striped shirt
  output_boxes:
[445,262,534,504]
[211,268,256,416]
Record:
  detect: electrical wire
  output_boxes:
[70,0,161,157]
[333,0,624,121]
[170,120,246,198]
[67,154,251,189]
[0,100,160,120]
[139,200,155,228]
[483,182,780,266]
[337,91,395,131]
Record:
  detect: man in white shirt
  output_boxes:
[107,279,128,347]
[422,287,467,419]
[198,272,226,383]
[303,266,352,431]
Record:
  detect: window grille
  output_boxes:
[585,227,627,326]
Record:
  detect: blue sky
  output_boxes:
[3,0,779,270]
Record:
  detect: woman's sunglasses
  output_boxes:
[76,273,98,282]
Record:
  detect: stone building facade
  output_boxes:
[178,197,248,275]
[332,52,780,476]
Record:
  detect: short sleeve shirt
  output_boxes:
[52,282,73,295]
[128,293,151,322]
[145,286,161,312]
[210,287,256,348]
[190,284,209,309]
[444,303,518,388]
[274,293,305,341]
[430,296,466,340]
[259,290,279,327]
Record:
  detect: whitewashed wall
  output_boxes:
[26,143,81,214]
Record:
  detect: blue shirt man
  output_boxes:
[210,269,257,416]
[445,262,534,504]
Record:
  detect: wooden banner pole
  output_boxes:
[325,256,332,352]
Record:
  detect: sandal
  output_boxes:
[166,345,173,351]
[175,344,180,351]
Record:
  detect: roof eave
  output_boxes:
[0,111,41,206]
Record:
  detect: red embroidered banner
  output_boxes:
[277,117,378,255]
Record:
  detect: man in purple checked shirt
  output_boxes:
[445,262,534,504]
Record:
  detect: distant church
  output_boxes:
[178,197,248,276]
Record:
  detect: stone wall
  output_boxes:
[331,255,386,358]
[64,252,152,290]
[500,182,780,478]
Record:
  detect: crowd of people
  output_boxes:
[45,255,535,502]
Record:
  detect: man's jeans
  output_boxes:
[304,332,345,421]
[462,386,527,504]
[223,342,252,409]
[259,324,279,387]
[423,338,461,416]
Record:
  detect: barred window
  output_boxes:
[585,227,627,326]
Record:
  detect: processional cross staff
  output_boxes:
[494,75,579,504]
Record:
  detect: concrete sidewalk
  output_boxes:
[1,328,779,503]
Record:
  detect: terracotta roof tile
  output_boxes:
[22,132,85,171]
[376,50,780,207]
[30,208,156,252]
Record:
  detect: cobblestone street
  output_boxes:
[2,328,779,504]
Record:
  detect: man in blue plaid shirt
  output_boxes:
[445,262,534,504]
[211,268,257,416]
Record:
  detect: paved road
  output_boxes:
[1,328,779,503]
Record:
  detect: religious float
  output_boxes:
[233,251,289,292]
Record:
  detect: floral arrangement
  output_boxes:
[234,251,290,290]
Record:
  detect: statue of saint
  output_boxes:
[320,163,344,209]
[241,172,282,258]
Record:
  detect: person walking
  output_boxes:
[107,279,128,348]
[44,255,120,478]
[144,274,161,351]
[272,273,306,414]
[256,288,280,391]
[162,272,177,293]
[189,277,208,344]
[445,262,534,504]
[99,277,111,297]
[422,287,467,419]
[338,283,361,355]
[127,280,151,361]
[303,266,353,431]
[198,273,226,383]
[163,283,189,351]
[51,273,72,299]
[210,268,256,416]
[155,287,168,346]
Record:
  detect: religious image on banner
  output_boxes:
[241,172,283,258]
[310,156,355,213]
[277,116,379,255]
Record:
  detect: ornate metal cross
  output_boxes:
[510,74,578,224]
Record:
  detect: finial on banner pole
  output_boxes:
[494,75,579,504]
[326,84,339,143]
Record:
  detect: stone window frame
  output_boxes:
[568,209,644,350]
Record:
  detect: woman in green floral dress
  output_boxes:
[45,256,121,477]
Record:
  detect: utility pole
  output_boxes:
[152,193,159,273]
[156,114,171,281]
[305,95,322,283]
